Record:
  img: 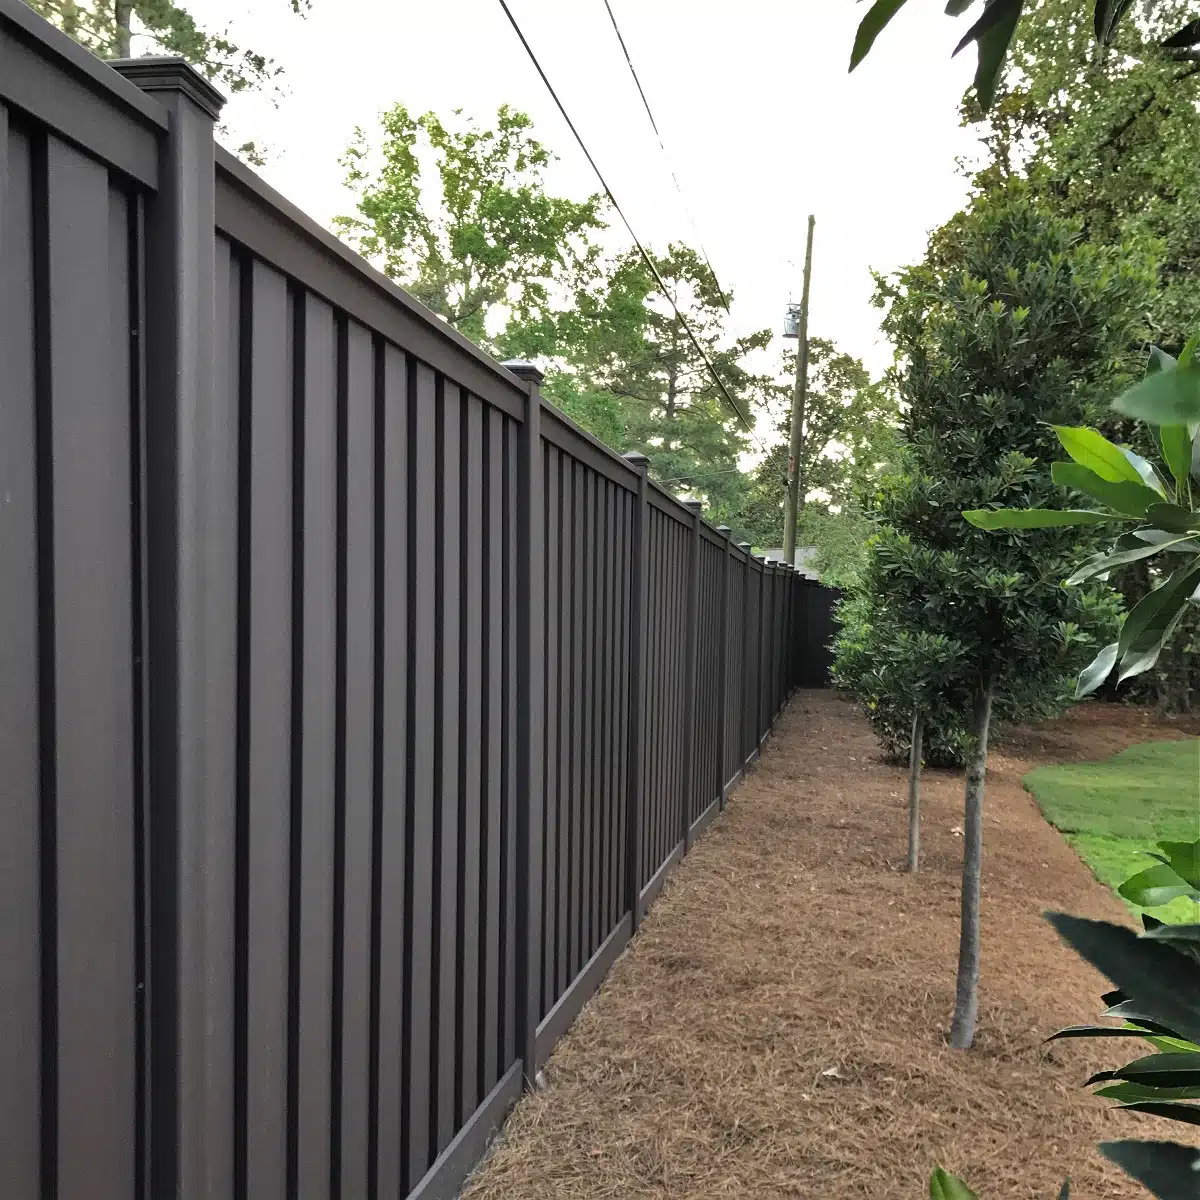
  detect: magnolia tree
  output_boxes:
[835,185,1154,1047]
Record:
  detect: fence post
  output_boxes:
[755,555,768,743]
[112,57,229,1200]
[680,500,703,850]
[737,543,752,765]
[715,526,732,809]
[622,453,650,932]
[503,360,545,1086]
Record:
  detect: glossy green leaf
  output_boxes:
[1048,1023,1172,1041]
[1116,1100,1200,1126]
[849,0,909,70]
[1144,503,1200,534]
[1156,844,1200,890]
[1046,914,1200,1045]
[953,0,1019,55]
[1117,557,1200,656]
[1163,17,1200,48]
[1094,0,1135,43]
[1066,537,1197,585]
[944,0,973,12]
[1056,1181,1070,1200]
[973,0,1023,109]
[1118,864,1198,909]
[1097,1081,1200,1102]
[1149,346,1179,375]
[1075,641,1118,698]
[1052,425,1144,483]
[929,1168,978,1200]
[1179,333,1200,368]
[1143,921,1200,944]
[964,507,1117,530]
[1120,447,1170,496]
[1119,601,1189,682]
[1100,1140,1200,1200]
[1102,1052,1200,1088]
[1113,366,1200,425]
[1160,425,1192,497]
[1051,462,1162,515]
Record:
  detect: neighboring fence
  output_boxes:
[0,7,814,1198]
[794,579,842,688]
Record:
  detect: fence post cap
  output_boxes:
[500,359,545,386]
[737,541,751,550]
[682,499,703,515]
[716,525,732,536]
[111,55,226,119]
[622,452,650,473]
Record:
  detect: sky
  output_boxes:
[182,0,984,378]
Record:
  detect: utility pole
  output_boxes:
[782,214,815,566]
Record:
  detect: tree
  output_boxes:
[22,0,307,94]
[552,242,769,523]
[839,184,1153,1047]
[335,104,605,351]
[848,0,1199,111]
[735,339,899,554]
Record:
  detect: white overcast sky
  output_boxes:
[181,0,982,377]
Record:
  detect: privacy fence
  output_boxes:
[0,6,814,1197]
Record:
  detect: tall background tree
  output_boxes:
[835,185,1154,1046]
[737,338,899,574]
[22,0,310,161]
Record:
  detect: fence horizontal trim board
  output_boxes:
[0,7,820,1198]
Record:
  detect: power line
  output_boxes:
[599,0,731,314]
[495,0,760,439]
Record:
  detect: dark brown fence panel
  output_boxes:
[0,76,148,1199]
[537,428,635,1047]
[692,533,725,829]
[640,500,690,898]
[1,11,812,1198]
[723,545,747,788]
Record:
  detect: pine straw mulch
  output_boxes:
[462,691,1200,1200]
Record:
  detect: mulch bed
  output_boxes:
[462,692,1200,1199]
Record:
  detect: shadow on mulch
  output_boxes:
[462,692,1198,1199]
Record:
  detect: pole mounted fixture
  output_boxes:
[782,214,816,567]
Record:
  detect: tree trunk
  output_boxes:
[949,683,994,1050]
[907,709,923,874]
[115,1,133,56]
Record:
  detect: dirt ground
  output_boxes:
[463,692,1200,1200]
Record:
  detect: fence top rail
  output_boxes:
[0,0,168,131]
[1,0,168,187]
[541,404,640,493]
[214,146,531,416]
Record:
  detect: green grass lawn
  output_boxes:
[1024,738,1200,923]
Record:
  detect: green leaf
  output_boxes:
[929,1168,978,1200]
[1118,863,1198,909]
[1052,425,1144,483]
[973,0,1023,109]
[1180,333,1200,368]
[1103,1052,1200,1089]
[1076,641,1118,697]
[1116,1100,1200,1126]
[1119,602,1189,682]
[1100,1140,1200,1200]
[1149,345,1179,375]
[944,0,974,13]
[953,0,1019,55]
[1113,366,1200,425]
[1163,17,1200,49]
[1097,1081,1200,1102]
[1156,844,1200,890]
[1046,914,1200,1045]
[849,0,910,70]
[1160,425,1191,497]
[1118,557,1200,656]
[1051,461,1162,515]
[1066,537,1198,585]
[1120,447,1170,496]
[1094,0,1135,43]
[1048,1023,1175,1041]
[1057,1181,1070,1200]
[963,507,1117,530]
[1144,503,1200,534]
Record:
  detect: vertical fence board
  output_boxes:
[46,142,136,1200]
[459,393,483,1123]
[405,361,436,1186]
[435,381,461,1153]
[295,293,337,1200]
[339,320,375,1198]
[502,418,519,1069]
[554,453,571,1000]
[242,260,292,1200]
[0,113,41,1200]
[540,446,559,1016]
[479,410,502,1093]
[375,344,408,1200]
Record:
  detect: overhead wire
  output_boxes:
[495,0,764,443]
[600,0,731,314]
